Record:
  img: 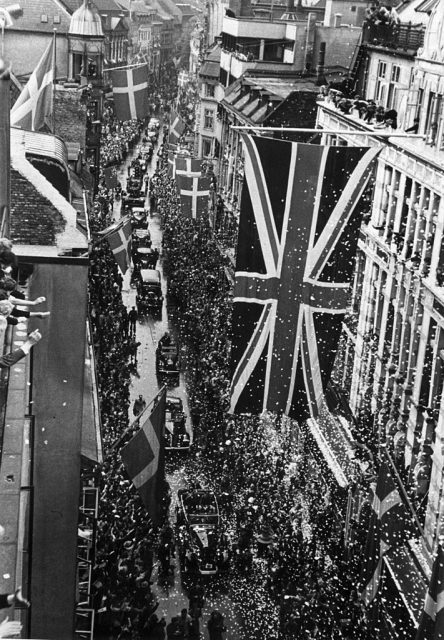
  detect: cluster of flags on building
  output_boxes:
[120,388,167,525]
[169,152,210,220]
[228,134,380,421]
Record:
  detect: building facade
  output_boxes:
[314,2,444,632]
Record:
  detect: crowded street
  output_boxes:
[1,1,443,639]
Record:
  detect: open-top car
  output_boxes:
[156,344,180,380]
[134,247,159,269]
[165,395,190,451]
[176,489,228,576]
[131,207,148,229]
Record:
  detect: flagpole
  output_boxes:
[52,29,57,133]
[108,384,167,453]
[230,125,425,139]
[383,449,426,539]
[104,61,147,73]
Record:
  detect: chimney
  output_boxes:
[316,42,327,85]
[286,0,294,11]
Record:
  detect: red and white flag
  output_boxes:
[10,40,54,131]
[169,109,186,144]
[99,218,132,273]
[121,388,166,523]
[177,174,210,220]
[111,64,149,121]
[175,156,201,178]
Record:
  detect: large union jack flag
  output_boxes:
[229,135,380,420]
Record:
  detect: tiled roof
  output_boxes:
[11,131,87,251]
[0,0,72,32]
[10,169,66,246]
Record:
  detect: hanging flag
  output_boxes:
[359,462,414,606]
[172,55,182,69]
[10,40,54,131]
[178,70,189,88]
[177,174,210,220]
[103,166,119,189]
[229,135,380,419]
[99,218,132,274]
[175,156,201,178]
[120,388,166,523]
[169,109,186,144]
[416,546,444,639]
[111,64,149,121]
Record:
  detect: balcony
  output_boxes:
[362,20,425,53]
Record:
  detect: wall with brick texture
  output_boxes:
[54,86,87,151]
[10,169,66,246]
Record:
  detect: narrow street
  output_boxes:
[114,134,244,639]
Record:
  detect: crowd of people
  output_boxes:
[151,148,383,638]
[81,57,398,638]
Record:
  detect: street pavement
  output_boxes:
[114,135,243,638]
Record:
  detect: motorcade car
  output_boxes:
[176,488,229,576]
[165,395,190,451]
[136,269,163,315]
[131,207,148,229]
[155,335,180,381]
[134,247,159,270]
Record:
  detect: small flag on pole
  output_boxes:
[169,109,186,144]
[167,152,175,178]
[121,388,166,523]
[177,174,210,220]
[415,546,444,640]
[10,40,54,131]
[99,218,132,273]
[111,64,150,121]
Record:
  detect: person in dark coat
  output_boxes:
[207,611,226,640]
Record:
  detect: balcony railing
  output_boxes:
[362,20,425,52]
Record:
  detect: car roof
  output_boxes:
[140,269,161,283]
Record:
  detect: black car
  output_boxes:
[156,335,180,380]
[176,489,229,576]
[165,396,190,451]
[136,269,163,315]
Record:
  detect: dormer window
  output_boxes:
[41,14,48,22]
[54,15,61,24]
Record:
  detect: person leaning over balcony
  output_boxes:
[0,329,42,368]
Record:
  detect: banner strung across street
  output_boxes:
[229,134,380,420]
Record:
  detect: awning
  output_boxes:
[305,409,358,488]
[199,60,219,78]
[81,324,103,463]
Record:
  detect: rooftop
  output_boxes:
[10,129,87,253]
[0,0,72,32]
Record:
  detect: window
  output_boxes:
[385,64,401,109]
[41,14,48,22]
[375,61,387,103]
[53,14,61,24]
[202,137,212,157]
[204,109,214,130]
[351,5,356,11]
[205,83,215,98]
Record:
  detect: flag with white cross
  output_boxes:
[177,174,210,220]
[111,64,150,121]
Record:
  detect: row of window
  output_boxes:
[372,166,441,280]
[41,14,61,23]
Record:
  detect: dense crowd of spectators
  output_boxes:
[152,150,383,638]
